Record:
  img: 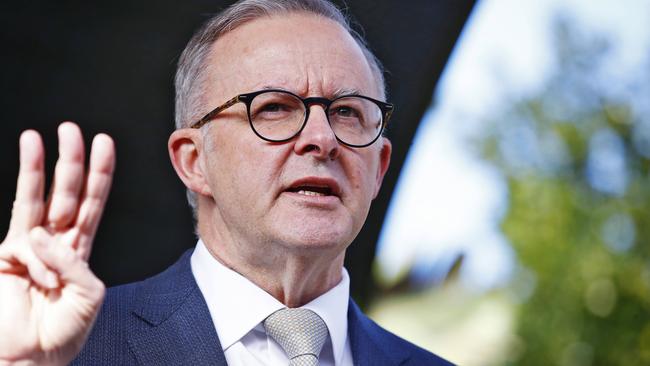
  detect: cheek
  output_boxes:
[346,153,380,204]
[204,135,246,196]
[228,143,291,199]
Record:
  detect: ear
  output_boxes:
[168,129,212,196]
[372,137,392,199]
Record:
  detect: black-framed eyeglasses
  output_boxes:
[190,89,393,148]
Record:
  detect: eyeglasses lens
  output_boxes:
[249,91,382,146]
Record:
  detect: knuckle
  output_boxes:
[27,227,46,243]
[95,278,106,294]
[89,276,106,302]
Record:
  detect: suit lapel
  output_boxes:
[127,250,228,365]
[123,250,413,366]
[348,300,410,366]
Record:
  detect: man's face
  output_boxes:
[196,13,391,254]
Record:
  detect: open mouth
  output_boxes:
[286,185,333,196]
[284,177,341,198]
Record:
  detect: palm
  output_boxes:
[0,233,92,358]
[0,123,115,365]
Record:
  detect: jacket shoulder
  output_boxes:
[72,250,197,365]
[71,280,143,365]
[349,300,454,366]
[369,319,453,365]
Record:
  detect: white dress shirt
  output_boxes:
[191,240,354,366]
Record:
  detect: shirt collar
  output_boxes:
[190,239,350,365]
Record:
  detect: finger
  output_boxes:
[1,239,59,289]
[8,130,46,234]
[74,133,115,261]
[30,227,105,300]
[0,244,16,272]
[46,122,85,229]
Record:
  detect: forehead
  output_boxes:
[204,12,378,101]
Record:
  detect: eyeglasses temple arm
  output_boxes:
[189,95,242,129]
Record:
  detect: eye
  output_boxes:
[254,102,298,121]
[260,103,286,113]
[331,105,360,119]
[251,92,303,121]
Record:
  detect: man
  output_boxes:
[0,0,452,365]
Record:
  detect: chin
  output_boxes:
[265,207,363,252]
[277,226,354,252]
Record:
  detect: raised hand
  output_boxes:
[0,122,115,366]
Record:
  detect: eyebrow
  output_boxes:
[331,87,362,98]
[260,85,285,91]
[259,85,363,98]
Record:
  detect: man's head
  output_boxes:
[175,0,386,129]
[173,0,387,213]
[168,0,391,266]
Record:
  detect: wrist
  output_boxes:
[0,356,68,366]
[0,360,36,366]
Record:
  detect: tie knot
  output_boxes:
[264,308,329,365]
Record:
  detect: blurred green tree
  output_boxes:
[481,18,650,366]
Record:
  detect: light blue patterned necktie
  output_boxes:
[263,308,329,366]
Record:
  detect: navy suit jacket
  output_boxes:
[72,250,453,365]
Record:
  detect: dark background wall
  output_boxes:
[0,0,473,306]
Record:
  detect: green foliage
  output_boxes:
[481,19,650,366]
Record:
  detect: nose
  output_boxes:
[293,105,341,160]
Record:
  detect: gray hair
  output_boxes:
[174,0,387,214]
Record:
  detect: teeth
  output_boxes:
[297,190,326,196]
